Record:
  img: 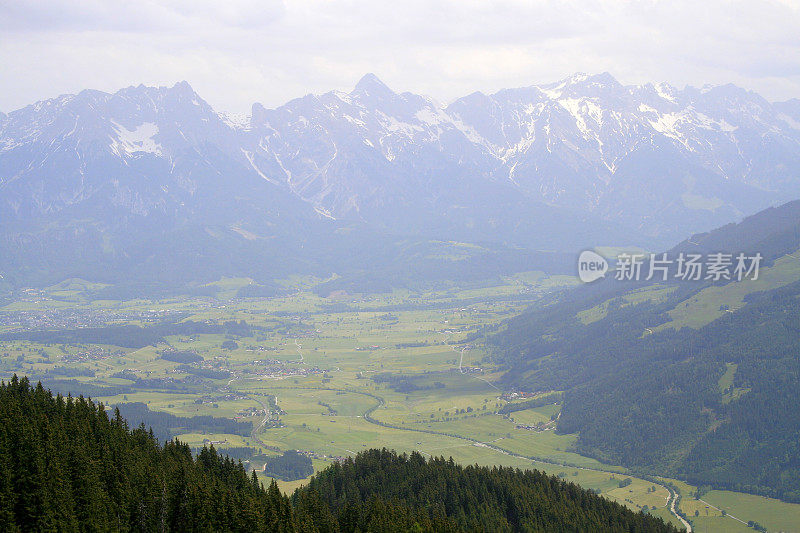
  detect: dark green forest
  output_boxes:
[0,320,255,350]
[115,402,253,444]
[262,450,314,482]
[302,448,678,532]
[0,376,676,532]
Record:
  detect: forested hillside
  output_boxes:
[303,448,678,532]
[488,201,800,502]
[0,376,677,532]
[0,375,295,532]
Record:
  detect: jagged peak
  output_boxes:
[352,73,394,97]
[74,88,112,104]
[544,72,589,88]
[173,80,194,92]
[114,81,200,101]
[163,80,202,102]
[567,72,590,83]
[586,72,621,86]
[251,102,268,121]
[21,93,76,114]
[535,72,622,96]
[555,72,622,90]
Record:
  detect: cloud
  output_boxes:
[0,0,285,32]
[0,0,798,114]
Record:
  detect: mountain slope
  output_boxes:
[487,200,800,501]
[446,74,800,241]
[0,82,335,287]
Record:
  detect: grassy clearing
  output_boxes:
[701,489,800,533]
[577,285,676,325]
[655,477,800,532]
[660,251,800,331]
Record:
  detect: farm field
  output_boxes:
[695,490,800,533]
[2,273,799,531]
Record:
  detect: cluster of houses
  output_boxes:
[195,393,248,404]
[234,406,267,419]
[514,422,554,432]
[253,365,323,380]
[294,449,347,463]
[0,306,184,332]
[500,391,541,401]
[62,347,125,363]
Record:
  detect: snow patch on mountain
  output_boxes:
[241,148,281,185]
[110,121,162,156]
[219,112,250,130]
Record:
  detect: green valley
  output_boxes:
[3,264,800,531]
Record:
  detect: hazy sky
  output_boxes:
[1,0,799,114]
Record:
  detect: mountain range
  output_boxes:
[2,73,800,287]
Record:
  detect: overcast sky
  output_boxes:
[1,0,799,114]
